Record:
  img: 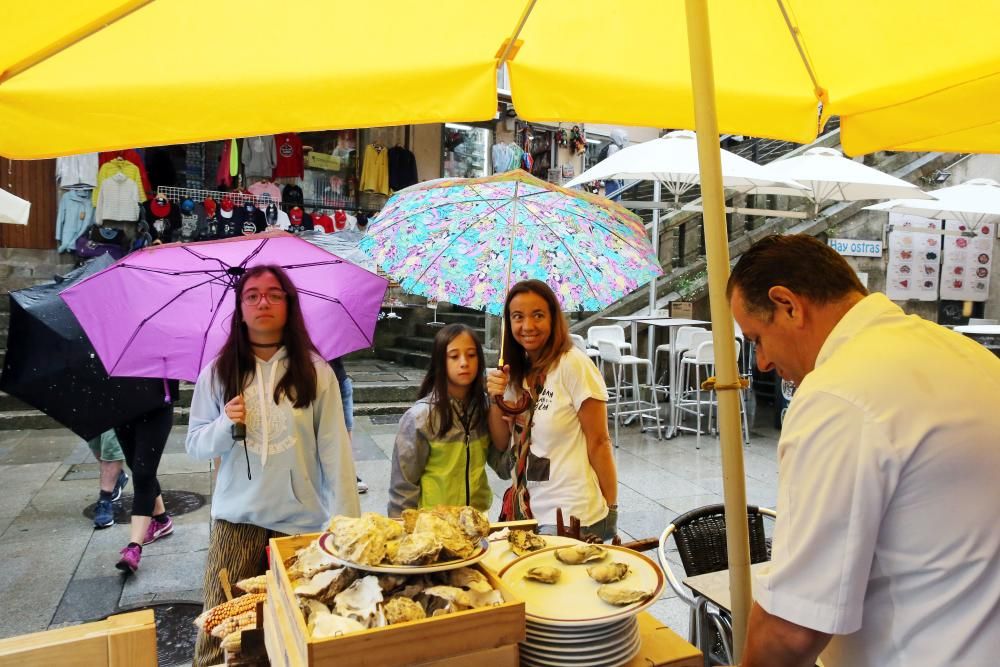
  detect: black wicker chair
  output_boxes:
[656,503,776,666]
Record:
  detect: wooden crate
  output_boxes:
[266,533,525,667]
[0,610,156,667]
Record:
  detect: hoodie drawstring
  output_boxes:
[254,359,279,469]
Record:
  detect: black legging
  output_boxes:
[115,403,173,517]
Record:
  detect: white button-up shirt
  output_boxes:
[754,293,1000,667]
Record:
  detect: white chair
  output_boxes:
[677,339,750,449]
[570,333,600,364]
[598,339,662,445]
[652,325,706,400]
[969,318,999,326]
[588,325,633,391]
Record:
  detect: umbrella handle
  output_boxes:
[493,393,530,415]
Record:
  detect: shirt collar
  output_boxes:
[814,293,901,368]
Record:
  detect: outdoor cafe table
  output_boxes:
[604,315,709,438]
[683,561,768,664]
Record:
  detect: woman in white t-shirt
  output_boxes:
[486,279,619,540]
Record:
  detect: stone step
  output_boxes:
[435,311,485,326]
[407,336,435,353]
[376,347,432,369]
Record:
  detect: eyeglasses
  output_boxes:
[241,290,287,306]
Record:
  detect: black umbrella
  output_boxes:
[0,255,171,440]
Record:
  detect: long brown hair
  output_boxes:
[215,265,320,408]
[502,279,571,388]
[418,323,488,438]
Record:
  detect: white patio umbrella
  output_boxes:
[0,187,30,225]
[565,130,807,313]
[864,178,1000,226]
[755,146,934,215]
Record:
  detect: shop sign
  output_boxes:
[828,238,883,257]
[305,152,342,171]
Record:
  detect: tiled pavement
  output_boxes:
[0,407,781,661]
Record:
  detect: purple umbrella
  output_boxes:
[61,231,388,382]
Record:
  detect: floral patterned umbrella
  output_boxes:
[359,169,661,316]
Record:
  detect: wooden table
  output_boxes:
[626,612,703,667]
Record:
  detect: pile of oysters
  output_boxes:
[521,544,654,606]
[284,506,500,639]
[326,506,490,567]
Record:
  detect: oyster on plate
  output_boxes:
[523,566,561,584]
[446,567,491,593]
[412,513,477,560]
[383,596,427,625]
[587,562,630,584]
[508,530,546,557]
[326,514,396,566]
[596,584,653,606]
[554,544,607,565]
[334,575,385,628]
[391,531,443,566]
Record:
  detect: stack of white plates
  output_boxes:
[499,545,665,667]
[521,616,641,666]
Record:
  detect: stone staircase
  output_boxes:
[377,305,487,369]
[0,249,424,433]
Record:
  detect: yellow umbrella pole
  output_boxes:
[685,0,753,660]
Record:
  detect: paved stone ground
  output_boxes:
[0,406,780,663]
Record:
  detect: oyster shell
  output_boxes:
[596,584,653,606]
[334,575,384,628]
[383,596,427,625]
[400,508,421,534]
[376,573,409,594]
[412,513,476,560]
[391,531,443,565]
[287,541,339,580]
[299,598,330,625]
[309,610,366,638]
[446,567,491,593]
[508,530,546,556]
[554,544,607,565]
[326,514,391,566]
[587,562,630,584]
[523,566,561,584]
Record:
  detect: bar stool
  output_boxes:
[677,339,750,449]
[588,325,633,396]
[652,325,706,401]
[570,333,600,364]
[598,339,662,445]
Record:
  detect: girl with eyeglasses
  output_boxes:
[185,265,359,666]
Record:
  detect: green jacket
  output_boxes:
[388,395,501,516]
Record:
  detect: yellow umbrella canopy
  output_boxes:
[1,1,999,158]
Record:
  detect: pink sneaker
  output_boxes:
[116,544,142,574]
[142,515,174,545]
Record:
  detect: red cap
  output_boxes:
[204,197,217,217]
[221,196,234,212]
[334,210,347,230]
[289,207,303,224]
[150,196,170,218]
[316,213,334,233]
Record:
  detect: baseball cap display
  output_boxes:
[334,209,347,230]
[265,203,279,227]
[204,197,217,217]
[289,207,303,224]
[180,198,196,215]
[220,196,234,217]
[150,195,171,218]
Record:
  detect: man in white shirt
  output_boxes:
[729,234,1000,667]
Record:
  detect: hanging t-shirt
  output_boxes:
[360,144,390,195]
[273,133,304,179]
[247,181,282,208]
[99,150,152,196]
[241,136,277,181]
[282,183,304,207]
[502,346,610,527]
[235,203,266,235]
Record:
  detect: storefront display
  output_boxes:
[442,123,490,178]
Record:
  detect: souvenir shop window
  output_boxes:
[584,137,606,170]
[442,123,491,178]
[299,129,359,208]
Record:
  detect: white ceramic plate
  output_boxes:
[317,533,490,574]
[519,629,642,667]
[524,616,632,642]
[498,545,665,627]
[481,533,582,572]
[523,620,638,654]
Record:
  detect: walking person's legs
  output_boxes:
[114,403,174,573]
[89,430,129,528]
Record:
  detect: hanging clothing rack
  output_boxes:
[156,186,261,206]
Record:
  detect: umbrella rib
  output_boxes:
[278,259,346,270]
[516,203,604,302]
[116,265,233,280]
[179,245,237,281]
[369,195,515,237]
[407,185,515,287]
[108,272,225,375]
[529,197,652,255]
[295,288,375,348]
[195,281,236,373]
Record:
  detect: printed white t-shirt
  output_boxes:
[504,346,610,526]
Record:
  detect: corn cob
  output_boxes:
[235,574,268,594]
[194,593,267,634]
[221,629,246,653]
[211,609,257,639]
